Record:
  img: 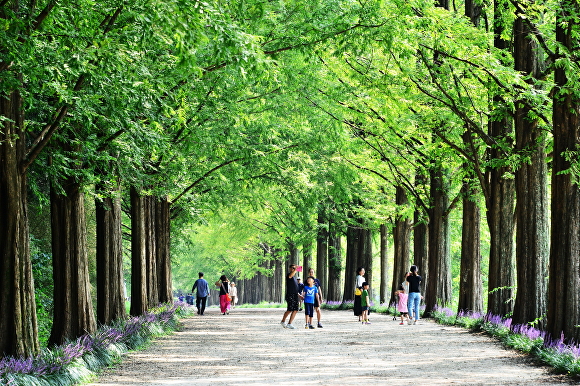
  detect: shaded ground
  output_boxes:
[89,308,576,385]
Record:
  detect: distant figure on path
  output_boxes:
[308,267,324,328]
[394,285,409,325]
[361,282,371,324]
[406,265,422,325]
[215,275,231,315]
[297,278,304,311]
[302,276,319,329]
[354,267,365,322]
[280,264,300,329]
[191,272,209,315]
[229,282,238,308]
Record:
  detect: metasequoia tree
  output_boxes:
[390,186,412,306]
[511,0,549,326]
[547,0,580,342]
[486,0,516,317]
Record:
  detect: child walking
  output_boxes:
[394,285,409,325]
[302,276,319,329]
[361,282,371,325]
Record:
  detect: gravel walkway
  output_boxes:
[88,308,575,385]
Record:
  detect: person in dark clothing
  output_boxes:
[297,277,305,311]
[215,275,231,315]
[406,265,422,325]
[280,264,300,329]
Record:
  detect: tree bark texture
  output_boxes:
[390,186,412,307]
[458,192,483,313]
[130,186,148,316]
[379,224,389,304]
[302,240,313,281]
[49,177,96,346]
[485,0,516,317]
[144,196,158,308]
[327,220,343,303]
[155,197,172,304]
[424,167,451,316]
[360,228,373,290]
[96,192,126,325]
[512,14,549,326]
[547,0,580,342]
[342,223,360,302]
[414,173,429,295]
[316,209,329,299]
[0,87,39,357]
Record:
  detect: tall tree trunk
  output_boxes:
[343,224,360,302]
[274,251,283,302]
[458,187,483,313]
[360,228,373,290]
[424,167,451,316]
[379,224,389,304]
[316,208,329,298]
[49,177,96,346]
[512,11,549,326]
[485,0,516,317]
[156,197,172,303]
[145,196,158,308]
[547,0,580,342]
[302,240,313,279]
[327,218,343,302]
[130,186,148,316]
[0,87,39,357]
[95,187,126,325]
[390,186,412,306]
[287,240,299,269]
[413,173,429,295]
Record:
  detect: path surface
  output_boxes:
[89,308,574,386]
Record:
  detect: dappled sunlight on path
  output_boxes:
[88,308,572,385]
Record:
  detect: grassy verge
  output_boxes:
[0,302,195,386]
[431,306,580,378]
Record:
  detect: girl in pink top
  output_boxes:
[394,285,409,325]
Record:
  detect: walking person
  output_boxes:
[280,264,300,329]
[191,272,210,315]
[229,282,238,308]
[406,265,422,325]
[394,285,410,325]
[302,276,319,329]
[354,267,365,322]
[308,268,324,328]
[297,278,304,311]
[361,282,371,324]
[215,275,231,315]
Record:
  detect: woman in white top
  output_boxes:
[354,267,365,321]
[229,282,238,308]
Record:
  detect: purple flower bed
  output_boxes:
[432,306,580,376]
[0,302,192,385]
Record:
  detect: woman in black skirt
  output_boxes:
[353,267,365,321]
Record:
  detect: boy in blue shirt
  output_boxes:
[301,276,319,329]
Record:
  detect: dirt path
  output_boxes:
[88,308,575,386]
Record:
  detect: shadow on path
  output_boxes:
[88,308,573,386]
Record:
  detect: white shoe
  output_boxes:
[286,324,296,329]
[280,321,287,328]
[407,320,413,325]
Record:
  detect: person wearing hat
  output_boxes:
[297,277,305,311]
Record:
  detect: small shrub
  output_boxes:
[0,302,194,386]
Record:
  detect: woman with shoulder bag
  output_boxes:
[354,267,365,322]
[216,275,231,315]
